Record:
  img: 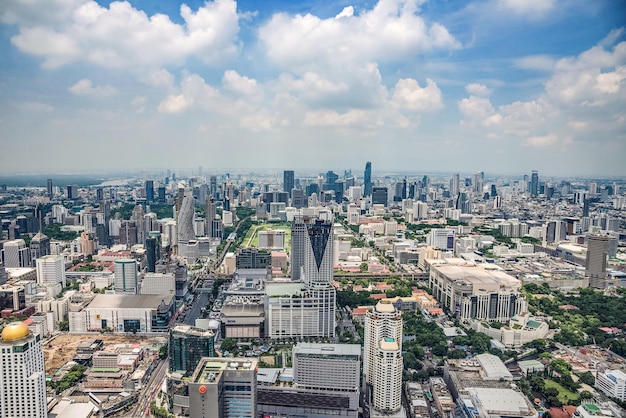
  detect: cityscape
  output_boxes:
[0,166,625,418]
[1,0,626,418]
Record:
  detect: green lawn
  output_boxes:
[243,223,292,252]
[544,379,579,404]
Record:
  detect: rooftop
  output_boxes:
[294,342,361,357]
[87,294,174,309]
[193,358,257,384]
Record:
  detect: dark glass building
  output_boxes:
[169,325,215,374]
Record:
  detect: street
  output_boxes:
[128,359,168,417]
[183,290,211,326]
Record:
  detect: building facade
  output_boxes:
[0,322,47,418]
[364,301,403,414]
[169,325,215,375]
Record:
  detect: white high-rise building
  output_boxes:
[303,219,334,288]
[36,255,66,288]
[177,190,196,246]
[114,259,138,294]
[364,301,403,414]
[0,322,47,418]
[1,239,30,268]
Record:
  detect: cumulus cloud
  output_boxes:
[458,34,626,149]
[391,78,443,111]
[68,79,117,97]
[158,73,219,113]
[465,83,492,97]
[258,0,460,70]
[132,96,147,113]
[222,70,260,96]
[304,109,372,127]
[5,0,239,69]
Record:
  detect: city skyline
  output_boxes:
[0,0,625,176]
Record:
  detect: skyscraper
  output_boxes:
[177,190,196,245]
[169,325,215,375]
[304,219,333,287]
[290,216,307,281]
[450,173,460,196]
[145,180,155,201]
[145,237,157,273]
[530,170,539,197]
[586,234,609,289]
[46,178,53,199]
[114,259,138,294]
[0,322,47,418]
[364,161,372,197]
[364,301,403,414]
[36,255,66,287]
[283,170,295,197]
[372,186,388,206]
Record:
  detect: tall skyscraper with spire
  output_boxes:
[364,161,372,197]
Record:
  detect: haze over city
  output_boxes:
[1,0,625,176]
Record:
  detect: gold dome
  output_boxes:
[1,322,30,341]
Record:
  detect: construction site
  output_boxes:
[43,333,167,376]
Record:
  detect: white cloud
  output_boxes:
[497,0,556,18]
[157,73,220,113]
[139,68,175,88]
[458,35,626,150]
[258,0,459,70]
[391,78,443,111]
[6,0,240,69]
[525,134,557,147]
[465,83,492,97]
[304,109,372,127]
[68,79,117,97]
[222,70,260,96]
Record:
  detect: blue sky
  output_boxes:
[0,0,625,176]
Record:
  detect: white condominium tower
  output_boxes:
[364,301,403,414]
[0,322,47,418]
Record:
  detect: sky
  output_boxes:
[0,0,625,177]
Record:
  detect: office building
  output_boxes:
[177,190,196,246]
[145,180,154,201]
[586,234,609,289]
[29,231,50,264]
[46,178,53,199]
[372,186,388,206]
[364,161,372,197]
[188,358,257,418]
[256,342,362,418]
[1,239,30,268]
[35,255,66,288]
[114,259,138,294]
[450,173,460,197]
[303,219,333,287]
[119,220,138,246]
[290,216,307,281]
[364,301,403,414]
[293,343,360,392]
[530,170,539,197]
[430,262,526,322]
[0,322,47,418]
[169,325,215,375]
[235,248,271,270]
[596,369,626,401]
[284,170,295,197]
[146,237,157,273]
[428,228,456,251]
[141,273,175,295]
[66,184,78,199]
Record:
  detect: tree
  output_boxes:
[220,338,237,353]
[578,371,595,386]
[359,262,368,273]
